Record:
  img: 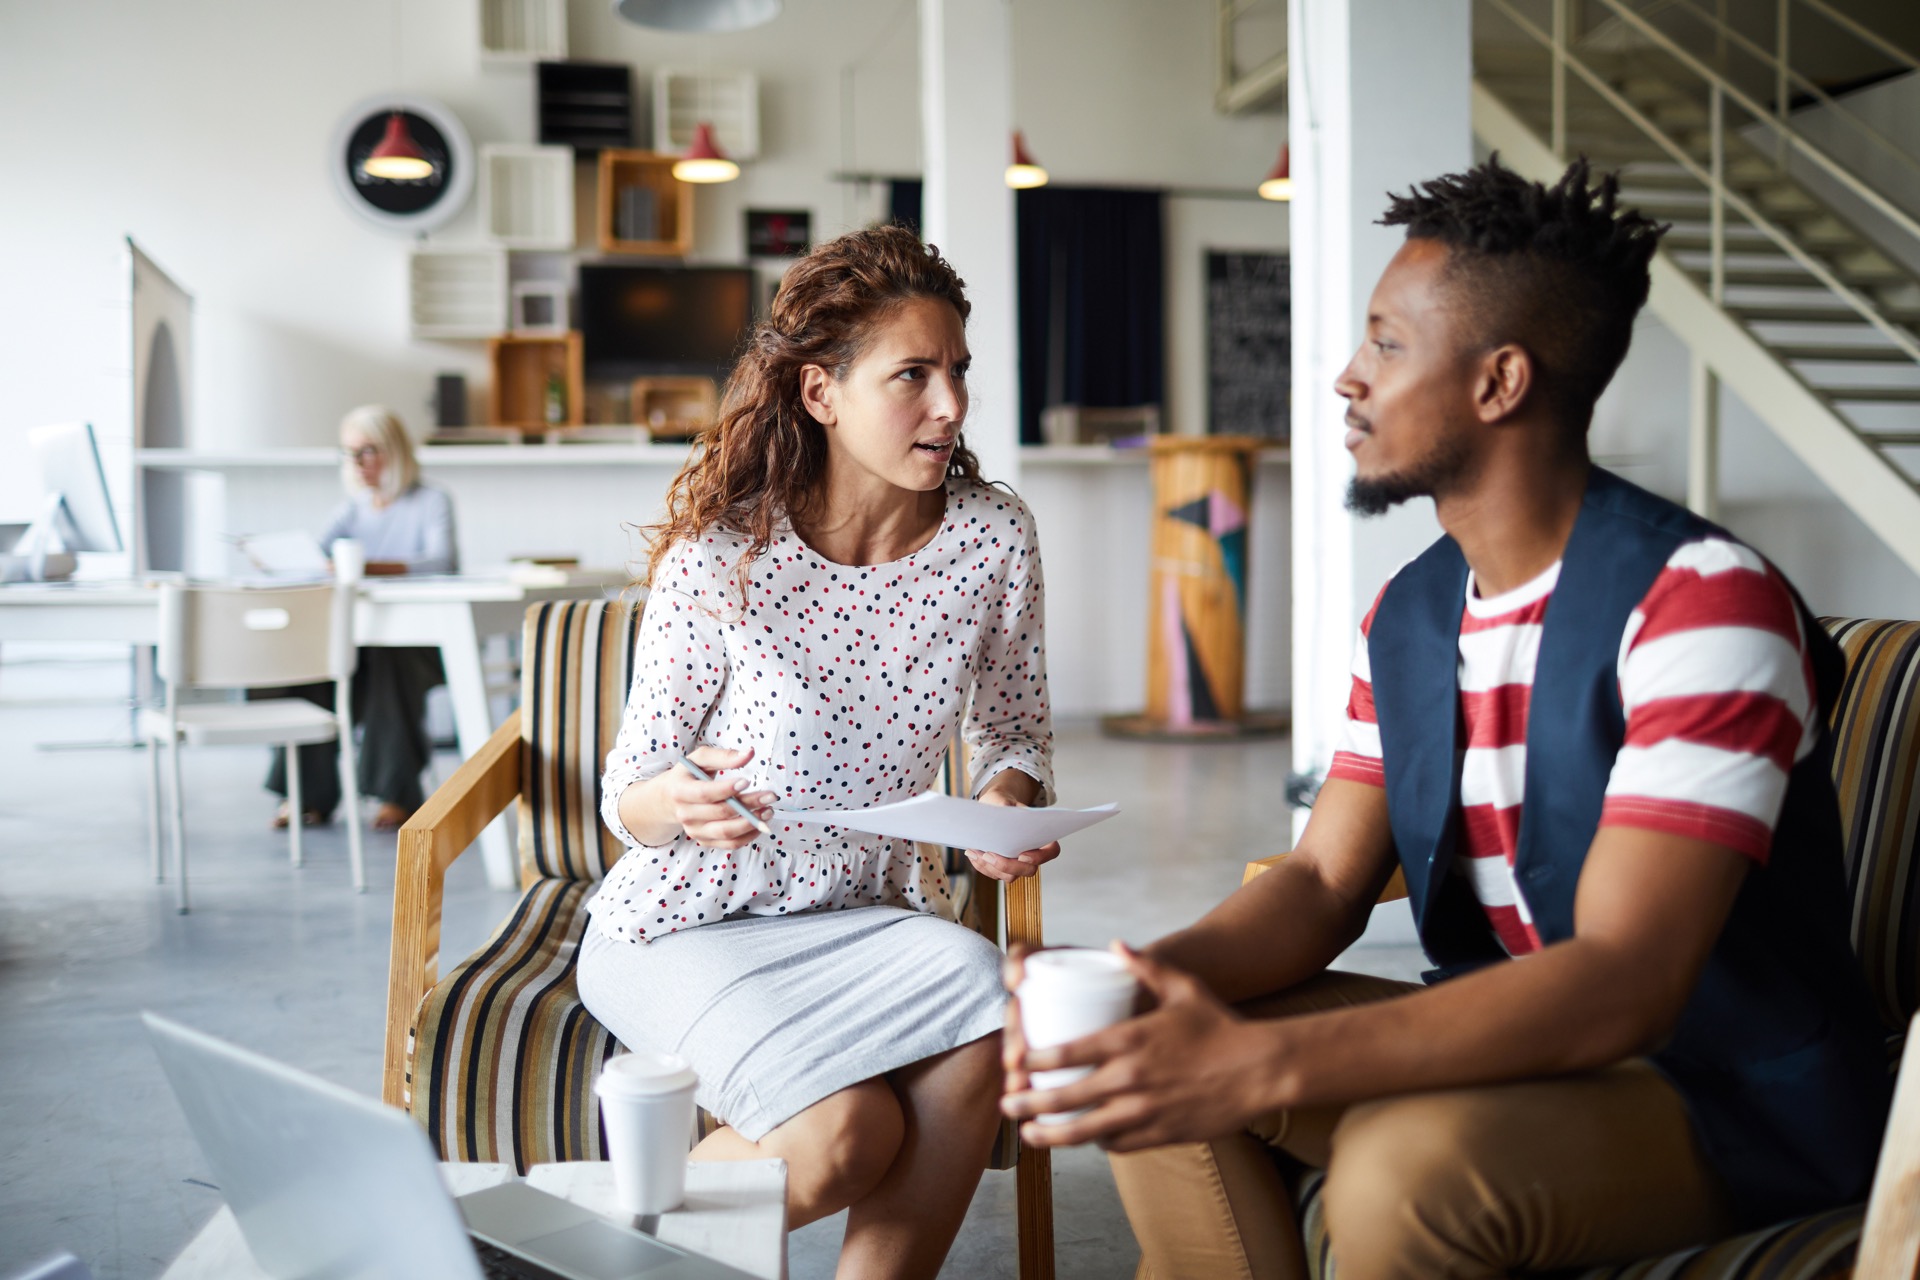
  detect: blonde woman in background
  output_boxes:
[263,405,457,829]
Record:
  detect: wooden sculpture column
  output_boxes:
[1103,436,1287,740]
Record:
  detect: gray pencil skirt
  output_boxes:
[576,905,1007,1141]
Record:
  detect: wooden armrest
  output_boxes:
[382,708,524,1107]
[1006,871,1041,950]
[1243,851,1409,902]
[1857,1012,1920,1280]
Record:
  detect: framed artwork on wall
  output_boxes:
[745,209,811,258]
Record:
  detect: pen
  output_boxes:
[673,753,774,838]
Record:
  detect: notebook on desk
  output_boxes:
[144,1013,757,1280]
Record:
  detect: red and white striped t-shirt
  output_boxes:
[1327,537,1817,957]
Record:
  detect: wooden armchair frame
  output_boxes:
[383,707,1060,1280]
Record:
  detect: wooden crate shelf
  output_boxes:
[489,333,584,430]
[631,376,719,440]
[597,150,694,257]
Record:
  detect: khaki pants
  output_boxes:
[1110,972,1736,1280]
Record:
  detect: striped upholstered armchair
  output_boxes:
[1246,618,1920,1279]
[382,599,1058,1279]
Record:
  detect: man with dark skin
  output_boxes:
[1001,160,1888,1278]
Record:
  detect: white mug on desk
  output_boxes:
[331,539,366,584]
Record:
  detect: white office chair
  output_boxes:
[142,565,367,913]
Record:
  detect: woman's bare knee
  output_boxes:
[761,1081,906,1222]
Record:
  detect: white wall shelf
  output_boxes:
[409,248,509,339]
[478,0,566,64]
[653,70,759,161]
[137,443,697,469]
[135,443,1290,470]
[480,144,575,249]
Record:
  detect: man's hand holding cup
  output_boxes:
[1002,942,1277,1153]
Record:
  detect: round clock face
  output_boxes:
[329,95,474,233]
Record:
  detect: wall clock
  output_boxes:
[328,94,475,234]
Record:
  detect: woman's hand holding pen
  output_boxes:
[967,770,1061,882]
[620,746,778,849]
[667,747,778,848]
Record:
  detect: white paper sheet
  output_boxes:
[776,792,1119,856]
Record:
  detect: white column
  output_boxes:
[919,0,1021,489]
[1289,0,1471,838]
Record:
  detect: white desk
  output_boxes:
[0,582,160,644]
[161,1159,788,1279]
[0,573,629,888]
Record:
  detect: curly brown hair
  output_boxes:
[639,223,989,599]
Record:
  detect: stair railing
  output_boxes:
[1648,0,1920,198]
[1566,0,1920,249]
[1487,0,1920,367]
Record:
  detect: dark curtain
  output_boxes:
[1015,186,1164,444]
[888,180,923,234]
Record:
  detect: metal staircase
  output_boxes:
[1470,0,1920,575]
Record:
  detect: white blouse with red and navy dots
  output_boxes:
[591,479,1054,945]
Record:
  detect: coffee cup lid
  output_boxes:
[595,1051,697,1097]
[1021,948,1137,989]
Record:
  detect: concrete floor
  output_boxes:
[0,649,1423,1280]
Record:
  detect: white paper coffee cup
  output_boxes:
[595,1051,699,1215]
[1016,948,1140,1129]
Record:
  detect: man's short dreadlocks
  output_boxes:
[1380,155,1668,432]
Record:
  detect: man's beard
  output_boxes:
[1345,430,1473,516]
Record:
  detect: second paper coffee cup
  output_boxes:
[1016,947,1140,1128]
[595,1050,699,1215]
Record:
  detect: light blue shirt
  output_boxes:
[320,483,458,575]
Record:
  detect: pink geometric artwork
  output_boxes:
[1207,491,1246,539]
[1160,576,1193,726]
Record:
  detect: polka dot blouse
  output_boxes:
[592,479,1055,944]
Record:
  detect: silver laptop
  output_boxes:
[144,1013,757,1280]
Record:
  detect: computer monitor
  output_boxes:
[0,423,123,582]
[31,423,122,553]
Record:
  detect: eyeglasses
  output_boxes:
[340,445,383,463]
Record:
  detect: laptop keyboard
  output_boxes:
[473,1238,573,1280]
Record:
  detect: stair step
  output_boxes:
[1686,264,1821,286]
[1867,433,1920,446]
[1682,264,1911,291]
[1731,303,1920,324]
[1770,344,1919,363]
[1619,77,1687,104]
[1639,210,1867,253]
[1663,228,1778,250]
[1619,169,1711,190]
[1823,387,1920,403]
[1753,186,1823,215]
[1651,210,1859,248]
[1837,250,1906,279]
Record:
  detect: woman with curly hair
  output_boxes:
[578,223,1056,1276]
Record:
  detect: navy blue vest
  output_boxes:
[1367,467,1890,1226]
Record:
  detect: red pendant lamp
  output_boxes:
[673,121,740,183]
[1004,130,1049,190]
[1258,142,1293,202]
[362,111,434,181]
